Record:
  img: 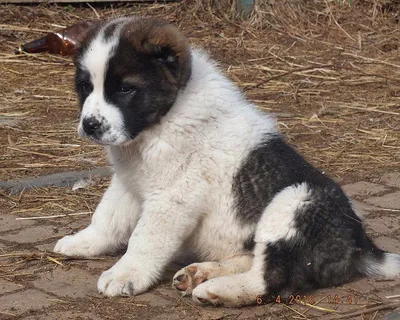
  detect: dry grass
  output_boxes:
[0,2,400,318]
[0,1,398,185]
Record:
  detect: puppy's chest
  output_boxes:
[109,144,195,196]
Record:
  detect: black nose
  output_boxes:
[82,117,101,135]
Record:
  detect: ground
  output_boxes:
[0,1,399,319]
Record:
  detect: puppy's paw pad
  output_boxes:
[172,264,208,295]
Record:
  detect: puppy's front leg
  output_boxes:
[97,195,200,297]
[54,174,140,257]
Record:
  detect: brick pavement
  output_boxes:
[0,172,399,319]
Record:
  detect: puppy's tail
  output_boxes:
[357,238,400,278]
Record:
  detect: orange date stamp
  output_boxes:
[256,294,363,305]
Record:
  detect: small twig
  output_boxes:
[86,3,100,19]
[282,304,310,319]
[299,301,338,313]
[15,212,91,220]
[244,64,335,91]
[0,24,50,33]
[47,256,64,266]
[322,303,400,320]
[303,296,327,315]
[341,52,400,69]
[337,105,399,116]
[0,252,94,259]
[324,0,356,43]
[0,311,18,317]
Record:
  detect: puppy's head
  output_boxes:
[74,17,191,145]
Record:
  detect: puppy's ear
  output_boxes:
[73,20,102,46]
[73,20,105,66]
[124,19,192,87]
[142,40,179,67]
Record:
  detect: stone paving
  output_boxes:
[0,172,400,319]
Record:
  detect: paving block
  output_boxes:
[0,289,58,316]
[366,216,399,235]
[365,191,400,210]
[82,258,116,273]
[35,240,58,253]
[0,279,23,295]
[201,308,241,320]
[0,225,60,244]
[134,292,172,307]
[237,310,258,320]
[375,172,400,189]
[152,313,191,320]
[33,267,98,298]
[342,276,398,295]
[0,214,34,233]
[333,280,374,296]
[343,181,388,198]
[374,236,400,254]
[352,200,379,218]
[22,311,103,320]
[374,287,400,302]
[55,218,91,233]
[156,285,183,300]
[384,309,400,320]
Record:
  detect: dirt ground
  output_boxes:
[0,1,399,319]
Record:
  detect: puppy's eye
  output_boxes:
[81,82,93,95]
[118,84,136,94]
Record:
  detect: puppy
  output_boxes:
[54,16,400,306]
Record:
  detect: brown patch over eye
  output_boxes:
[121,75,148,89]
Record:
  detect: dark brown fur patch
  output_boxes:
[121,17,192,88]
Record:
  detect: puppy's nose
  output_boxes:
[82,117,101,135]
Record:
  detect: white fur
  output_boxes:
[192,243,266,306]
[255,182,312,244]
[55,47,277,297]
[54,174,140,256]
[363,253,400,278]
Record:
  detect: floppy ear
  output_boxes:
[72,20,104,66]
[124,19,192,87]
[72,20,102,45]
[142,41,179,67]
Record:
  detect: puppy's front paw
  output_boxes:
[54,228,109,257]
[97,262,150,297]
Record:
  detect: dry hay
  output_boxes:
[0,2,400,318]
[0,1,398,184]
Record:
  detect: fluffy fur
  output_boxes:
[54,16,400,306]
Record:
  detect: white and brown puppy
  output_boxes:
[54,16,400,306]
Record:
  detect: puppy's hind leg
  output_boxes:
[54,174,140,257]
[192,183,312,307]
[191,244,267,307]
[172,255,253,296]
